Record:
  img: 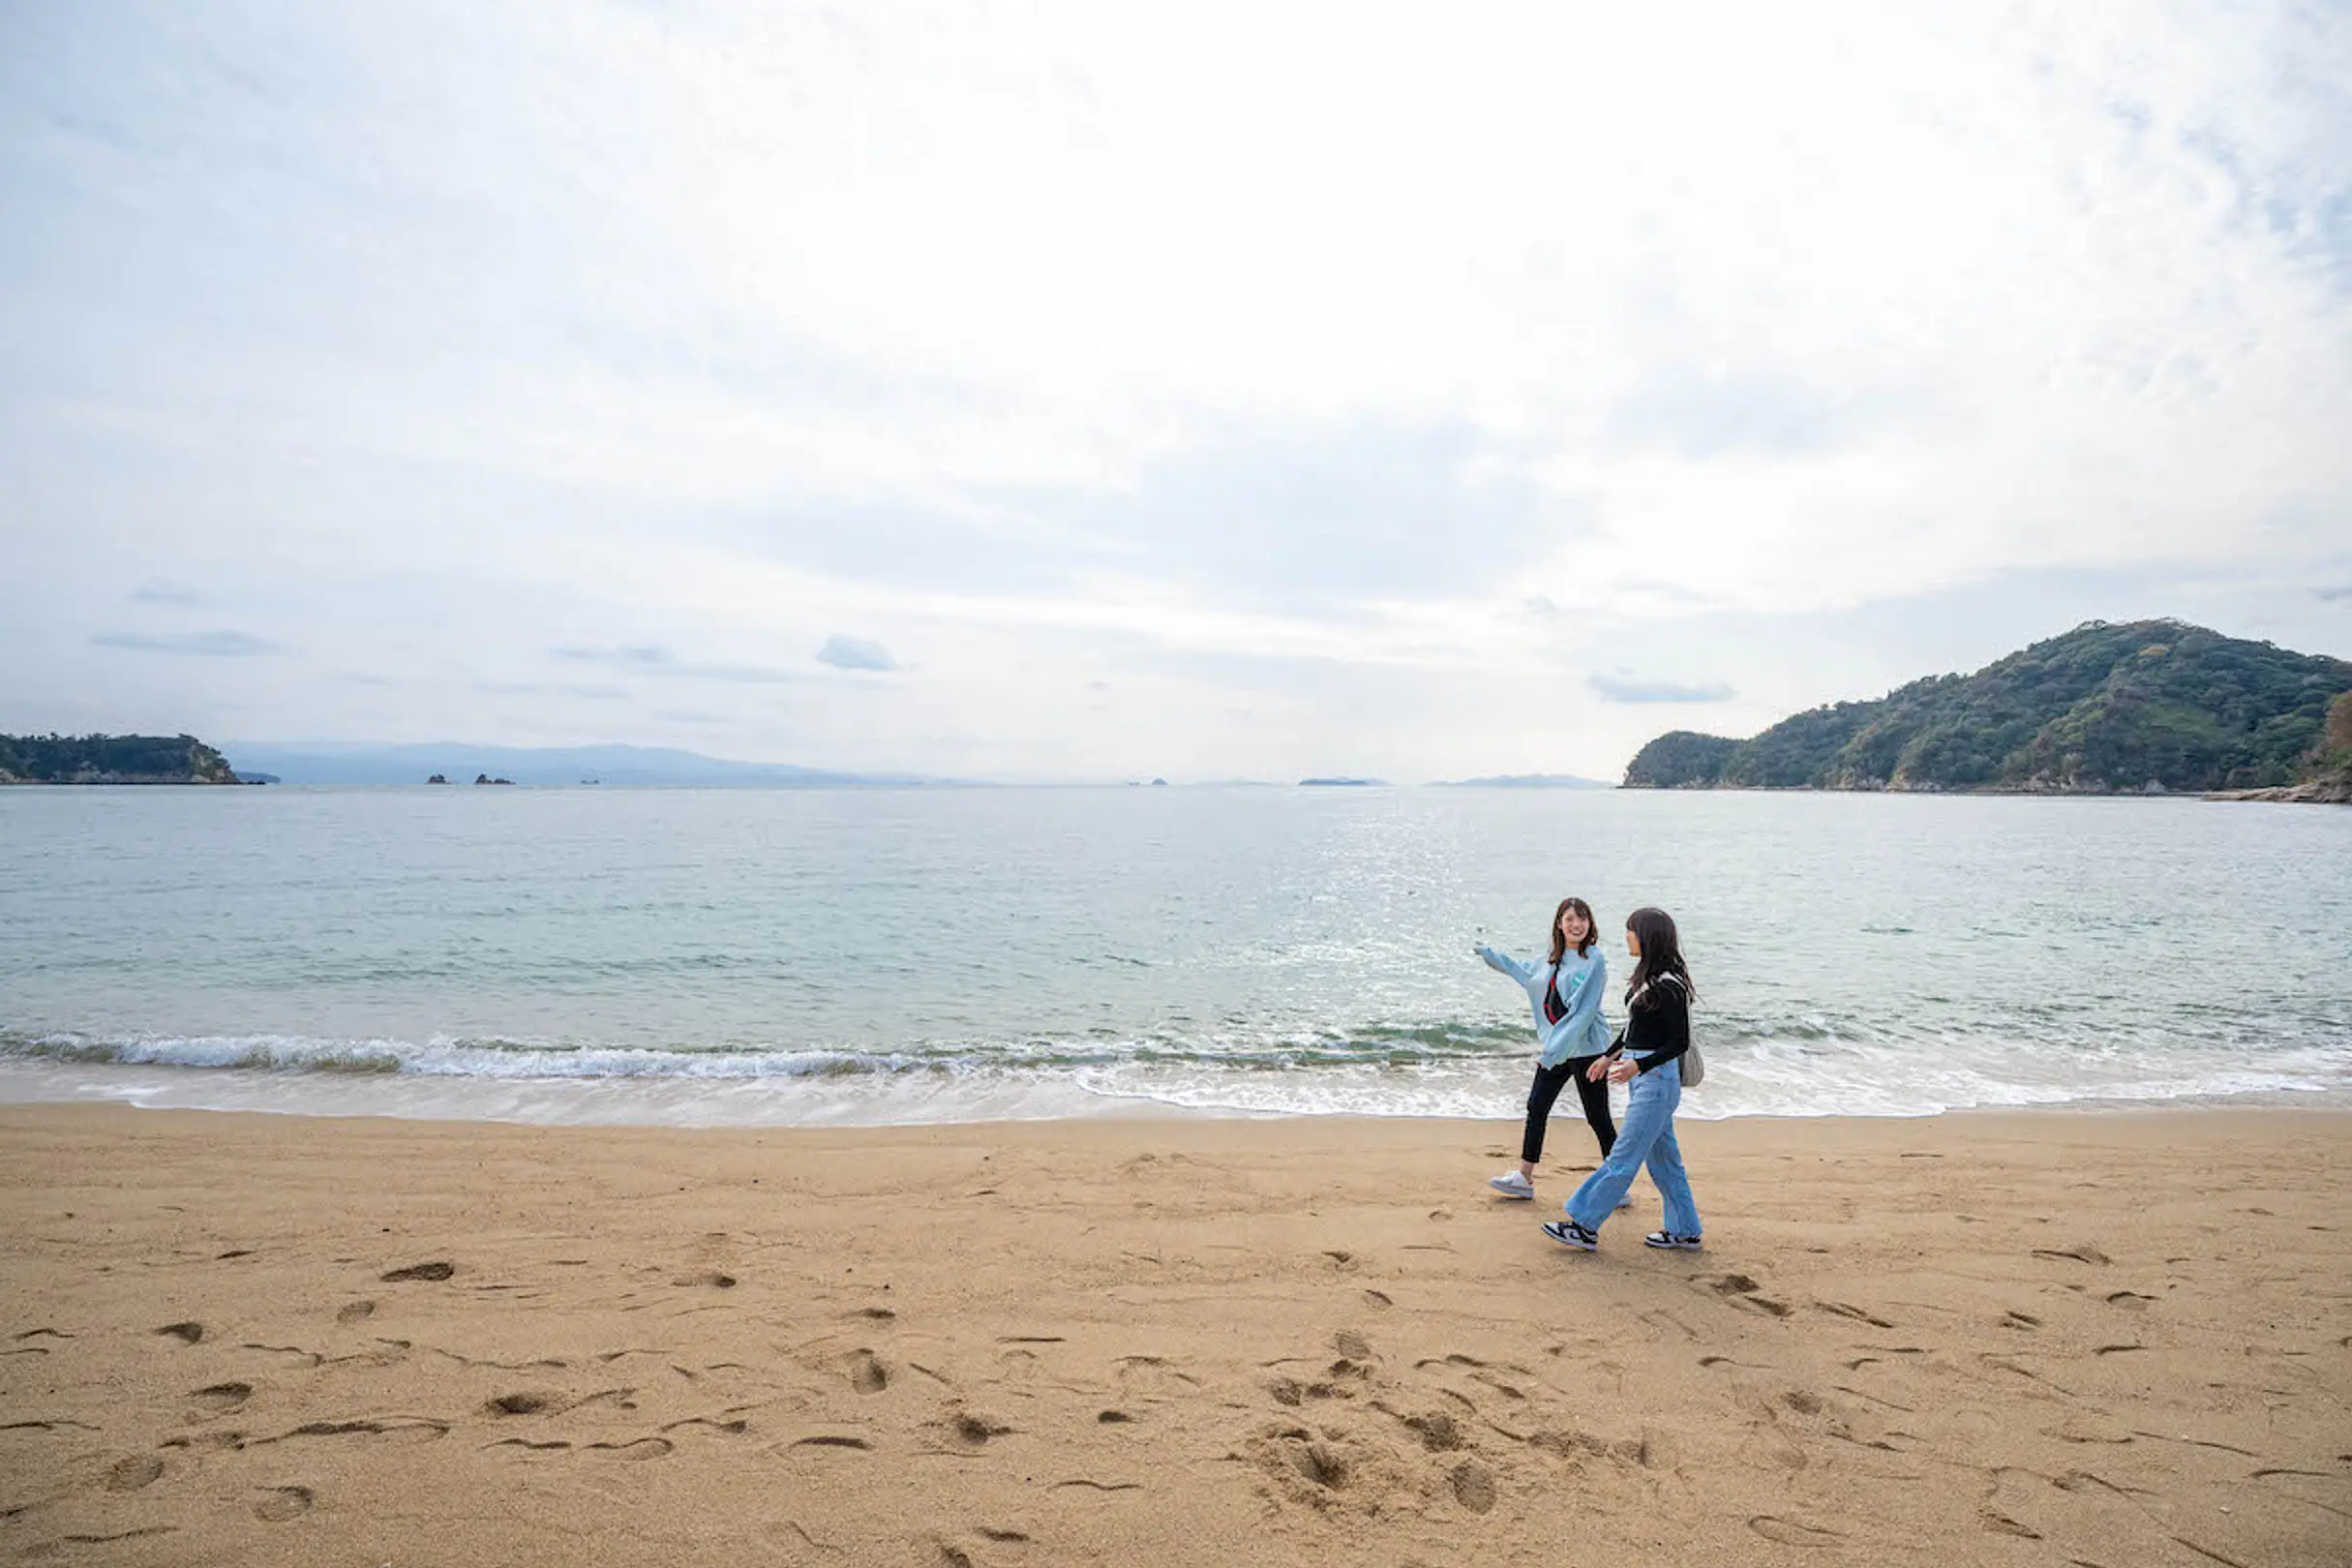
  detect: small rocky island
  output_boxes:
[0,733,251,785]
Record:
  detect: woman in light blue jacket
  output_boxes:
[1473,896,1614,1200]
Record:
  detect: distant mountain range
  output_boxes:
[217,742,957,788]
[1624,619,2352,797]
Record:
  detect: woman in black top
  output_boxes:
[1542,907,1704,1252]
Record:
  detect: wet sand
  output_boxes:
[1,1103,2345,1566]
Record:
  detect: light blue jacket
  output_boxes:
[1477,944,1612,1067]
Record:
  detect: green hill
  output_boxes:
[0,734,242,785]
[1622,620,2352,796]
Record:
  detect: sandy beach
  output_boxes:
[1,1103,2345,1567]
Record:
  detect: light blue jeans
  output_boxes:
[1565,1057,1701,1237]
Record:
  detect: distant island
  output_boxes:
[1623,619,2352,799]
[0,733,247,785]
[216,742,959,788]
[1299,776,1388,787]
[1438,772,1612,789]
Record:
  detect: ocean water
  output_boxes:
[1,785,2347,1127]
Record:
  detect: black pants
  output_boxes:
[1523,1055,1616,1165]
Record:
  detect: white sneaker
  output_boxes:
[1488,1170,1535,1199]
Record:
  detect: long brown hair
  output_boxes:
[1548,896,1597,964]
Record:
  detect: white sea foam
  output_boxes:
[1,1022,2345,1129]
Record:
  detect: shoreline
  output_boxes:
[9,1093,2352,1139]
[5,1092,2349,1144]
[3,1101,2346,1566]
[4,1055,2347,1132]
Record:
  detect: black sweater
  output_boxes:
[1611,975,1690,1074]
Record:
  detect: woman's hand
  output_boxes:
[1605,1058,1640,1085]
[1584,1056,1613,1082]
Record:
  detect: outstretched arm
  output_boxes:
[1474,945,1534,984]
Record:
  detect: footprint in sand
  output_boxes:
[192,1382,253,1413]
[1283,1438,1350,1490]
[1814,1302,1895,1329]
[1748,1515,1843,1547]
[1704,1276,1793,1318]
[153,1321,203,1344]
[849,1351,890,1394]
[105,1456,164,1493]
[380,1261,454,1282]
[334,1301,375,1326]
[585,1437,673,1460]
[2031,1244,2110,1267]
[1450,1460,1496,1514]
[485,1393,557,1417]
[673,1271,737,1289]
[34,1527,178,1550]
[1401,1411,1467,1451]
[252,1486,314,1523]
[263,1417,450,1445]
[950,1412,1013,1447]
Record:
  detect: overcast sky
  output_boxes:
[4,2,2350,781]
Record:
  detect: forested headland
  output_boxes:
[0,734,243,785]
[1622,620,2352,798]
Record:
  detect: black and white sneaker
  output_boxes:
[1542,1219,1599,1251]
[1642,1230,1703,1251]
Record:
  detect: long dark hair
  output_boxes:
[1623,907,1694,1005]
[1548,896,1597,964]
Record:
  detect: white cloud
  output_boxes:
[91,630,286,657]
[4,1,2349,777]
[816,635,899,674]
[1589,673,1737,706]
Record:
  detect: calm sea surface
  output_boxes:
[2,786,2346,1126]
